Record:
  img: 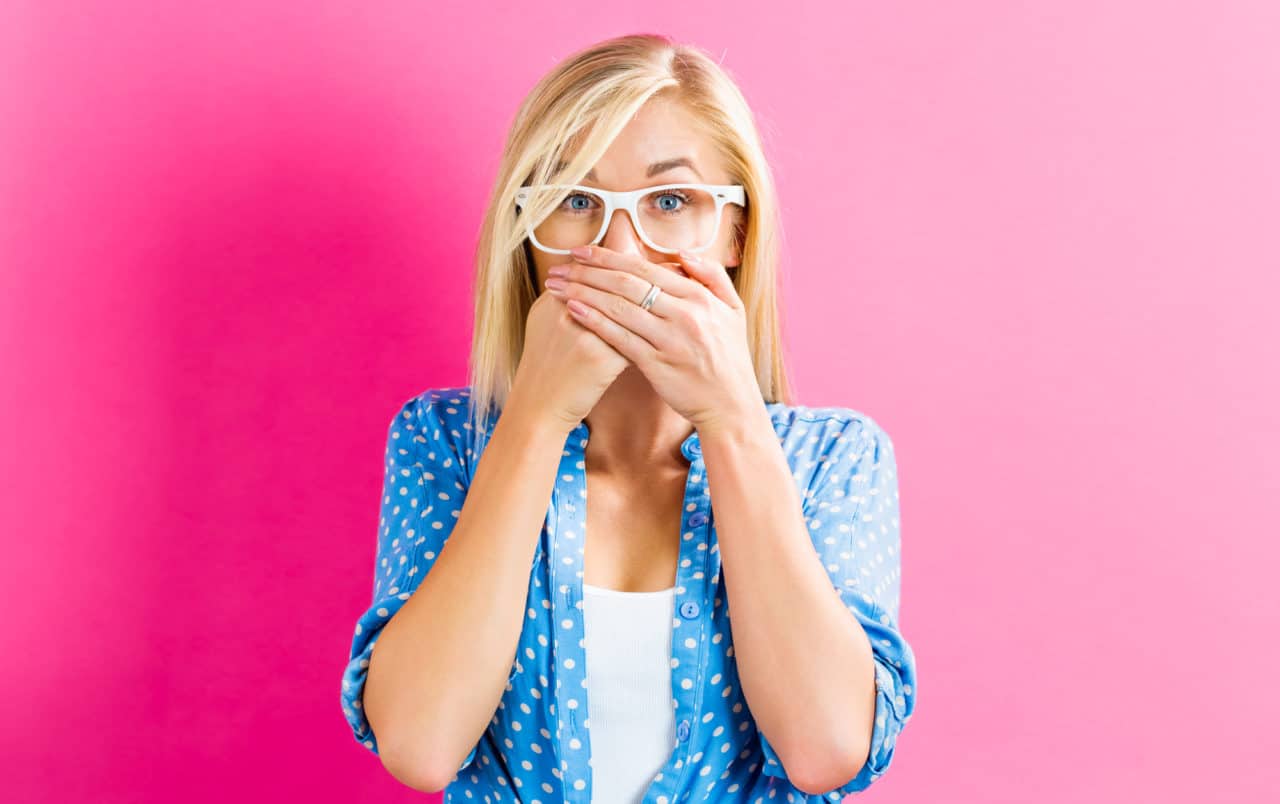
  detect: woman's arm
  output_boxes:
[700,409,915,797]
[364,393,572,793]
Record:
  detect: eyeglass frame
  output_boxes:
[513,182,747,255]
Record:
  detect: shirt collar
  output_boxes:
[680,428,702,460]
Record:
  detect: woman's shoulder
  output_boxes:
[387,385,473,433]
[765,399,893,447]
[398,384,475,418]
[389,384,483,478]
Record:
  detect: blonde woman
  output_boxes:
[340,33,917,803]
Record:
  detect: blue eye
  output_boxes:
[559,192,599,214]
[654,191,692,213]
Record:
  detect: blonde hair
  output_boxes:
[466,33,793,435]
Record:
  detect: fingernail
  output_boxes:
[569,246,591,258]
[679,250,700,263]
[547,265,569,277]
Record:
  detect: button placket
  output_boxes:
[550,422,592,803]
[664,451,714,797]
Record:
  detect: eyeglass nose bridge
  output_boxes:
[593,192,649,248]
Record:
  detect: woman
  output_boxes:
[340,33,917,803]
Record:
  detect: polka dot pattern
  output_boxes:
[340,386,918,802]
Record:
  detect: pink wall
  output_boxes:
[3,1,1277,801]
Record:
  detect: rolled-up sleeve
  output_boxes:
[758,414,918,798]
[339,393,478,774]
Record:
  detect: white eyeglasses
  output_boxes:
[514,182,746,255]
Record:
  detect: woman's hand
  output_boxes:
[509,280,631,434]
[541,244,762,435]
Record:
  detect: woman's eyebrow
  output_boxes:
[553,157,704,181]
[643,157,703,179]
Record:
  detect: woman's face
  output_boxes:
[528,97,744,295]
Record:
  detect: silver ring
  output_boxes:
[638,282,662,311]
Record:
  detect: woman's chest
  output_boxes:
[581,468,688,593]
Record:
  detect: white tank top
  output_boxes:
[582,582,677,804]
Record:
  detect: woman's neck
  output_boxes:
[582,367,694,474]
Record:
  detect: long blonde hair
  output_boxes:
[466,33,793,436]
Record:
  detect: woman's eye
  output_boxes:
[655,192,689,211]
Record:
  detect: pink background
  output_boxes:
[3,1,1277,802]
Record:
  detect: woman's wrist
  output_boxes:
[500,385,581,443]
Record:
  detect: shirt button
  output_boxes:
[680,600,700,619]
[688,511,708,527]
[676,719,691,741]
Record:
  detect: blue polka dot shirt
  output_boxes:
[341,386,918,802]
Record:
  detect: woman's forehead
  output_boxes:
[551,97,725,183]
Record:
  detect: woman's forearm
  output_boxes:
[700,410,878,795]
[364,396,571,791]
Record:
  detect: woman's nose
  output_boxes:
[599,208,675,267]
[598,207,644,252]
